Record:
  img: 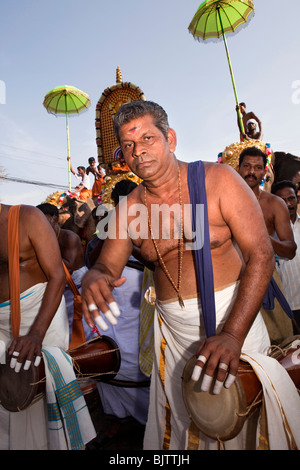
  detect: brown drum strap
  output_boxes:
[62,262,87,348]
[8,205,22,339]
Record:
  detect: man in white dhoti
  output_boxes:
[0,204,95,449]
[81,101,300,450]
[37,203,95,342]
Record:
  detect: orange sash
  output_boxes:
[7,204,87,347]
[8,205,21,339]
[62,262,87,348]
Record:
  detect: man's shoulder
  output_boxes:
[20,204,46,219]
[61,228,81,242]
[203,160,236,176]
[262,190,284,204]
[261,191,289,213]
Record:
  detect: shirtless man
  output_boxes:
[81,101,274,449]
[245,118,261,141]
[0,204,68,370]
[0,203,69,449]
[237,147,296,260]
[272,181,300,333]
[236,102,262,141]
[237,147,296,343]
[36,202,94,342]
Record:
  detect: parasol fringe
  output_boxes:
[188,9,255,44]
[45,105,91,118]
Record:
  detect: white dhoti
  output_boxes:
[143,282,300,450]
[0,282,69,450]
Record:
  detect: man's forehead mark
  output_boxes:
[128,125,141,134]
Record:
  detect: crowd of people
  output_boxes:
[0,99,299,451]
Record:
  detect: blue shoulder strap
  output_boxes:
[263,276,294,319]
[187,161,216,337]
[187,161,294,337]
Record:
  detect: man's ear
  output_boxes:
[168,128,177,153]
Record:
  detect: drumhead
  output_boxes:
[182,355,247,441]
[0,355,42,412]
[68,335,121,382]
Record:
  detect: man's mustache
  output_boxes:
[245,174,257,180]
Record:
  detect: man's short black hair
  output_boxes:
[271,180,298,198]
[111,179,138,206]
[239,146,267,167]
[36,202,59,218]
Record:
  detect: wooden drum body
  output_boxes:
[182,336,300,441]
[0,335,121,412]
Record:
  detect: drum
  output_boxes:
[0,352,45,413]
[0,335,121,412]
[182,336,300,442]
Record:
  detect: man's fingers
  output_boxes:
[191,354,207,382]
[111,276,127,289]
[108,301,120,317]
[10,351,20,369]
[191,355,237,395]
[34,356,41,367]
[9,350,41,373]
[94,314,109,331]
[212,362,229,394]
[85,299,121,331]
[224,373,236,389]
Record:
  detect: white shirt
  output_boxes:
[75,172,91,190]
[276,213,300,310]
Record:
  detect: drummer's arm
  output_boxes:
[219,171,274,340]
[9,207,66,366]
[26,209,66,338]
[193,166,274,391]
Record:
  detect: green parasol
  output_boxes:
[188,0,255,136]
[43,85,91,191]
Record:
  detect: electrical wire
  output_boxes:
[0,175,68,190]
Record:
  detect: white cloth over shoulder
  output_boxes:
[42,346,96,450]
[241,345,300,450]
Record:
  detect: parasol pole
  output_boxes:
[217,6,245,137]
[65,94,71,191]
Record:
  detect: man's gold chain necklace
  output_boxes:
[144,165,185,308]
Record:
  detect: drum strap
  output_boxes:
[8,204,22,339]
[62,262,88,348]
[7,206,91,347]
[187,161,216,338]
[263,276,294,319]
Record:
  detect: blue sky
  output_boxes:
[1,0,300,205]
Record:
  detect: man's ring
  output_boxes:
[219,362,228,371]
[12,351,20,357]
[88,304,98,312]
